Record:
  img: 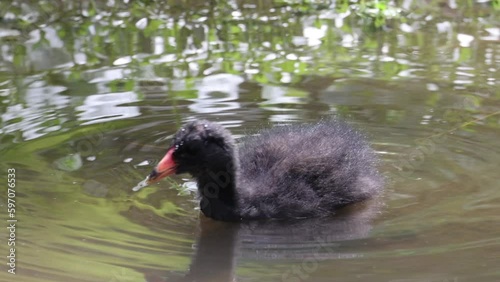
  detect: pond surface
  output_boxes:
[1,1,499,282]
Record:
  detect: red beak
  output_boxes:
[147,147,177,184]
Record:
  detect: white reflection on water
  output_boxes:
[302,25,327,47]
[87,67,132,83]
[261,85,305,109]
[76,91,140,125]
[1,84,69,140]
[188,73,242,114]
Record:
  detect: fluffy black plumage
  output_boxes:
[166,119,383,221]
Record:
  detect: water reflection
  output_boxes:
[142,200,381,282]
[1,83,69,140]
[76,91,140,125]
[25,27,73,71]
[188,74,242,114]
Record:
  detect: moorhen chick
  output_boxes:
[133,119,383,221]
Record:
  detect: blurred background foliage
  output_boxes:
[0,0,498,166]
[1,0,498,80]
[1,0,498,143]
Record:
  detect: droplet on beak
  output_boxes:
[132,176,150,191]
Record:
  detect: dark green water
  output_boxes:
[1,1,499,281]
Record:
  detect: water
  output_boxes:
[1,1,499,281]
